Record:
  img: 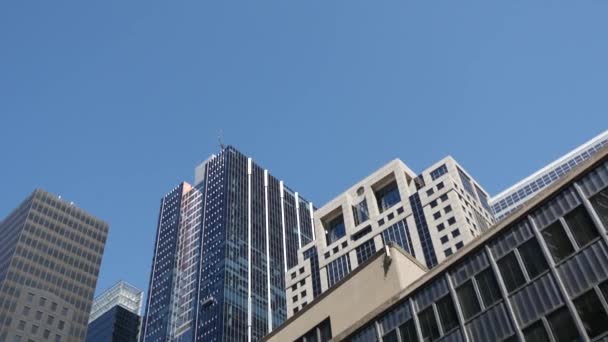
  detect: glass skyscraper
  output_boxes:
[140,146,315,342]
[86,281,143,342]
[0,189,109,341]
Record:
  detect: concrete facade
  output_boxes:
[285,157,493,317]
[265,144,608,342]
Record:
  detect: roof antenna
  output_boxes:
[218,129,225,151]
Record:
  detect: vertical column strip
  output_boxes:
[193,162,210,341]
[445,273,471,342]
[264,170,273,332]
[295,192,302,248]
[309,202,316,241]
[247,157,253,342]
[280,181,288,273]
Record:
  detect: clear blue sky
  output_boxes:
[1,1,607,296]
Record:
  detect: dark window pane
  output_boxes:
[590,188,608,230]
[518,238,549,279]
[523,321,550,342]
[476,269,501,307]
[319,318,332,342]
[375,181,401,213]
[326,215,346,245]
[457,281,481,320]
[565,206,599,247]
[497,252,526,293]
[541,222,575,263]
[436,295,459,333]
[418,306,440,342]
[574,289,608,338]
[382,330,398,342]
[546,306,580,342]
[399,320,418,342]
[599,281,608,302]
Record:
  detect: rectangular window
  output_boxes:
[497,252,526,292]
[518,238,549,279]
[418,306,439,342]
[590,188,608,229]
[541,222,575,263]
[436,295,459,333]
[399,320,418,342]
[574,289,608,338]
[375,180,401,213]
[476,268,501,307]
[564,206,599,247]
[546,307,580,342]
[523,321,550,342]
[430,164,448,181]
[457,280,481,320]
[382,330,398,342]
[352,200,369,226]
[325,214,346,245]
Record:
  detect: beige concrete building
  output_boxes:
[265,145,608,342]
[285,157,494,317]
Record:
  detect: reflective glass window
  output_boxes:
[546,307,580,342]
[541,222,575,263]
[457,280,481,320]
[436,295,458,333]
[564,206,599,247]
[418,306,439,342]
[497,252,526,292]
[476,268,501,307]
[574,289,608,338]
[518,238,549,279]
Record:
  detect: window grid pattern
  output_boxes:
[409,193,437,268]
[430,164,448,181]
[343,157,608,342]
[355,239,377,265]
[381,219,415,257]
[327,254,351,288]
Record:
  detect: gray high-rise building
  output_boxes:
[141,146,315,342]
[0,189,109,342]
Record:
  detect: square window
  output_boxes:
[546,306,580,342]
[437,223,445,232]
[378,219,385,226]
[430,200,438,208]
[523,321,550,342]
[565,206,599,248]
[440,236,449,244]
[476,269,501,308]
[457,280,481,320]
[497,252,526,292]
[455,241,464,249]
[433,212,442,220]
[518,238,548,279]
[452,229,460,238]
[448,217,456,225]
[445,249,453,257]
[437,182,445,190]
[387,213,394,220]
[427,189,435,197]
[397,207,404,214]
[542,222,574,263]
[574,289,608,338]
[440,194,448,202]
[444,205,452,213]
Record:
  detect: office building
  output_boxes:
[285,156,493,317]
[86,281,143,342]
[140,146,315,342]
[264,144,608,342]
[490,129,608,220]
[0,189,109,342]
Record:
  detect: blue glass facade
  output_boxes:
[410,193,438,268]
[141,146,314,342]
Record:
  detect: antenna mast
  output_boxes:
[218,130,225,151]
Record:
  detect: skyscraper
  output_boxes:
[490,129,608,220]
[86,281,143,342]
[285,156,494,317]
[0,189,109,342]
[140,146,315,342]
